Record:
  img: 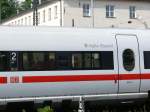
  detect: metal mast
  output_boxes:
[33,0,38,26]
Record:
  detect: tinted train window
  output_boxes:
[101,51,114,69]
[23,52,56,71]
[9,52,19,71]
[0,51,19,71]
[47,53,56,69]
[92,53,100,68]
[56,52,71,70]
[84,53,92,68]
[23,52,46,70]
[83,53,101,69]
[0,52,8,71]
[123,49,135,71]
[72,53,82,69]
[144,51,150,69]
[0,51,114,71]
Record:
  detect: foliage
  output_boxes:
[0,0,32,21]
[1,0,19,21]
[19,0,32,11]
[37,106,54,112]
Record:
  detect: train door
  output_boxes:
[116,35,141,93]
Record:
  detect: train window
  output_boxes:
[83,52,101,69]
[56,52,71,70]
[23,53,30,70]
[47,53,56,69]
[21,51,114,71]
[84,53,92,68]
[23,52,47,70]
[32,52,46,70]
[92,53,100,68]
[144,51,150,69]
[101,51,114,69]
[72,53,82,69]
[0,52,8,71]
[0,51,114,71]
[0,51,19,71]
[9,51,18,71]
[123,49,135,71]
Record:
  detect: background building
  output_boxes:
[1,0,150,29]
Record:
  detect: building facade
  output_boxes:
[2,0,150,29]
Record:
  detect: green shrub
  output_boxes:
[37,106,54,112]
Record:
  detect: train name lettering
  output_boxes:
[84,43,113,48]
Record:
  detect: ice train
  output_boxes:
[0,26,150,104]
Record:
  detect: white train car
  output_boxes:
[0,26,150,104]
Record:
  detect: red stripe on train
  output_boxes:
[141,74,150,79]
[22,73,150,83]
[22,75,117,83]
[0,77,7,83]
[119,74,140,80]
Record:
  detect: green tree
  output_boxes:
[20,0,32,11]
[1,0,19,21]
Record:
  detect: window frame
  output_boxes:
[129,6,136,19]
[43,10,46,22]
[38,12,40,24]
[106,5,115,18]
[123,49,135,71]
[48,8,52,21]
[54,5,58,19]
[83,3,91,17]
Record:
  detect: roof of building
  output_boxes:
[1,0,58,23]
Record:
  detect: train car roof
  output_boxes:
[0,26,150,34]
[0,26,150,51]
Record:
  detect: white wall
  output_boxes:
[37,1,61,26]
[63,0,150,28]
[2,1,61,27]
[2,0,150,29]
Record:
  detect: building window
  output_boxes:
[25,17,27,25]
[129,6,136,19]
[28,16,31,25]
[38,12,40,24]
[43,10,45,22]
[21,18,23,25]
[106,5,115,18]
[83,4,91,17]
[48,8,51,21]
[54,6,58,19]
[123,49,135,71]
[18,20,20,25]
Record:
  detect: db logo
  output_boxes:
[10,76,19,83]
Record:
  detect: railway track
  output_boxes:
[0,99,150,112]
[84,99,150,112]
